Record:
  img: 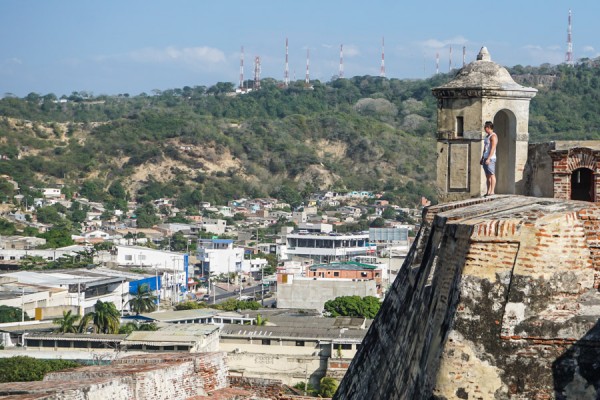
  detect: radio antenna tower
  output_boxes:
[462,46,466,67]
[239,46,245,91]
[284,38,290,86]
[305,48,310,87]
[254,56,261,90]
[449,45,453,71]
[436,52,440,74]
[565,9,574,66]
[339,44,344,78]
[380,37,386,77]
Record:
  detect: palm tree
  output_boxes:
[79,300,120,334]
[53,310,81,333]
[126,283,157,315]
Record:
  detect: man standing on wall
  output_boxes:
[480,121,497,196]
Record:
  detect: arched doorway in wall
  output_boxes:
[492,110,517,194]
[571,168,594,201]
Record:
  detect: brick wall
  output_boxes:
[0,352,229,400]
[334,196,600,399]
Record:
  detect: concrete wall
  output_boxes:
[335,196,600,399]
[277,277,377,310]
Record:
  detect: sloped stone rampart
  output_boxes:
[0,352,228,400]
[334,196,600,399]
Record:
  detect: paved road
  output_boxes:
[205,284,273,305]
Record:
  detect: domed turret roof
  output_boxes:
[433,47,537,94]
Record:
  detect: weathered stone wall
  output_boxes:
[334,196,600,399]
[0,352,228,400]
[525,142,555,197]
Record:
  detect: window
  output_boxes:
[262,339,271,345]
[340,344,352,350]
[125,255,133,261]
[295,341,305,347]
[334,272,340,277]
[456,116,464,137]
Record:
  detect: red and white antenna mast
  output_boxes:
[305,48,310,87]
[284,38,290,86]
[339,44,344,78]
[462,46,466,67]
[239,46,245,91]
[565,9,574,66]
[436,52,440,74]
[449,45,453,71]
[380,37,386,77]
[254,56,261,90]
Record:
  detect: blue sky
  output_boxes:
[0,1,595,97]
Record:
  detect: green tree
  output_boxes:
[0,357,79,382]
[135,203,160,228]
[214,298,260,311]
[79,300,120,334]
[126,284,157,314]
[118,322,158,334]
[255,313,268,326]
[0,305,29,323]
[37,224,75,248]
[175,300,206,310]
[0,219,17,235]
[19,255,47,270]
[35,206,63,224]
[79,179,106,202]
[381,207,397,219]
[293,381,318,396]
[369,217,386,228]
[323,295,381,319]
[319,377,339,397]
[53,309,80,333]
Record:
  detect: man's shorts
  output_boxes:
[483,159,496,176]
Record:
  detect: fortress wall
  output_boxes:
[0,352,228,400]
[335,196,600,400]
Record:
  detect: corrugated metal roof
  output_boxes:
[26,332,126,341]
[219,323,366,341]
[0,322,56,333]
[122,324,219,343]
[138,309,218,321]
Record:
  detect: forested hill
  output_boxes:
[0,59,599,210]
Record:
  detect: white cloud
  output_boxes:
[129,46,226,65]
[0,57,23,73]
[420,36,469,50]
[343,45,360,57]
[583,45,595,53]
[521,44,563,65]
[91,46,227,70]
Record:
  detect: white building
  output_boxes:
[114,246,188,297]
[280,232,376,263]
[196,239,244,276]
[200,218,226,235]
[0,270,129,317]
[242,258,268,279]
[42,188,62,198]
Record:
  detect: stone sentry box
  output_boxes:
[432,47,537,202]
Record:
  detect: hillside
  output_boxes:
[1,59,600,209]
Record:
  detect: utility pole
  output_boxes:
[21,287,25,322]
[155,265,160,311]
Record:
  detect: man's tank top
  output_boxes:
[483,133,497,160]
